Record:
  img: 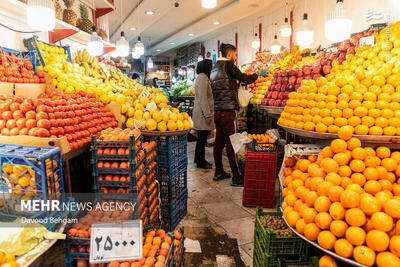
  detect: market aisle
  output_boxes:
[181,142,276,267]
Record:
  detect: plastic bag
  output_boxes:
[229,131,252,154]
[238,86,253,108]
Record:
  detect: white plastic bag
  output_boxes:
[238,86,253,108]
[229,131,252,154]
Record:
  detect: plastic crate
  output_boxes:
[157,160,187,182]
[156,135,187,166]
[161,189,188,231]
[0,144,66,231]
[243,148,277,208]
[255,208,308,257]
[23,36,72,67]
[159,168,187,204]
[0,46,38,74]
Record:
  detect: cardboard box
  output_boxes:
[106,103,122,127]
[0,135,71,155]
[15,83,46,99]
[0,82,14,96]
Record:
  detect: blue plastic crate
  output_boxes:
[23,35,72,67]
[0,143,66,231]
[161,189,188,231]
[159,168,187,204]
[165,228,185,267]
[157,159,188,182]
[0,46,38,74]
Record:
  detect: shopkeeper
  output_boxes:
[210,43,258,186]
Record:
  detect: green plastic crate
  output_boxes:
[255,207,308,256]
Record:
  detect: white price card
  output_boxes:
[140,89,151,98]
[100,62,111,77]
[359,36,375,47]
[89,220,142,264]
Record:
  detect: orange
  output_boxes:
[353,246,376,266]
[329,202,345,220]
[285,210,300,227]
[371,212,394,232]
[366,230,390,252]
[307,163,320,175]
[341,177,352,188]
[351,173,366,186]
[310,177,324,191]
[303,207,318,223]
[346,226,366,246]
[338,126,354,140]
[334,238,354,258]
[359,196,380,215]
[326,173,342,186]
[397,221,400,235]
[283,206,294,218]
[328,186,344,202]
[331,139,347,153]
[377,166,389,179]
[355,125,369,135]
[284,194,297,207]
[376,252,400,267]
[377,146,391,159]
[391,151,400,163]
[347,137,362,150]
[305,191,318,207]
[321,158,339,173]
[314,196,331,212]
[304,223,320,241]
[346,183,365,194]
[363,167,380,180]
[330,220,348,238]
[364,180,382,195]
[362,116,375,127]
[352,147,367,160]
[333,153,349,166]
[382,158,398,172]
[345,208,366,227]
[339,165,352,177]
[320,146,334,158]
[295,218,307,234]
[379,179,393,191]
[369,126,384,135]
[315,212,332,230]
[319,255,337,267]
[297,159,311,172]
[384,199,400,219]
[318,231,337,250]
[340,189,360,208]
[390,236,400,257]
[394,184,400,196]
[365,156,381,168]
[365,147,376,156]
[350,159,366,173]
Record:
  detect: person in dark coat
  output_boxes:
[131,73,140,83]
[210,43,258,186]
[193,59,214,169]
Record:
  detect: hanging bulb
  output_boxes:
[27,0,55,31]
[87,26,103,56]
[252,33,260,49]
[147,57,154,69]
[297,13,314,46]
[109,44,118,58]
[202,0,217,8]
[160,70,164,75]
[325,0,352,42]
[271,35,281,54]
[198,55,204,62]
[116,31,129,57]
[135,36,145,56]
[280,17,292,37]
[132,50,140,59]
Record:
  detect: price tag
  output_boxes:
[100,62,111,77]
[89,220,142,264]
[359,36,375,47]
[140,89,151,98]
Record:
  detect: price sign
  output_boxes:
[89,220,142,264]
[100,62,111,77]
[359,36,375,47]
[140,89,151,98]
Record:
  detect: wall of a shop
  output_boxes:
[203,0,400,66]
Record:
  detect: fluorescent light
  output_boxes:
[170,42,175,45]
[188,33,195,36]
[27,0,55,31]
[130,27,137,31]
[156,49,161,52]
[146,10,155,15]
[213,21,220,25]
[202,0,217,8]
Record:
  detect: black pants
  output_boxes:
[194,130,209,165]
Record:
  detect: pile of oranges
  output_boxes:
[282,128,400,266]
[279,22,400,136]
[247,133,276,144]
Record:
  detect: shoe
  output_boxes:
[213,171,231,181]
[197,162,212,169]
[231,180,244,187]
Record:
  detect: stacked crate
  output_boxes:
[155,134,188,231]
[90,135,148,225]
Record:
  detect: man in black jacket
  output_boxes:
[210,43,258,186]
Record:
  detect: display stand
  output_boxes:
[62,144,91,193]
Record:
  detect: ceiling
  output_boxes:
[108,0,282,56]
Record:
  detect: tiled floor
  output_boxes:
[182,141,276,267]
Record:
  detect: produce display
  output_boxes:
[172,79,194,98]
[0,89,117,149]
[0,252,20,267]
[0,50,43,84]
[260,213,295,237]
[279,22,400,135]
[281,131,400,266]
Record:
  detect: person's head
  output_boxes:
[131,73,140,82]
[196,59,213,78]
[153,77,159,87]
[220,43,237,62]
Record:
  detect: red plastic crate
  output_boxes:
[243,147,277,208]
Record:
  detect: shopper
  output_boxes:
[210,43,258,186]
[193,59,214,169]
[131,73,140,83]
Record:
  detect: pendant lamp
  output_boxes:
[297,13,314,46]
[132,50,141,59]
[27,0,55,31]
[116,31,129,57]
[325,0,352,42]
[280,1,291,37]
[135,36,145,56]
[87,26,103,56]
[271,35,281,54]
[252,33,261,49]
[147,57,154,69]
[202,0,217,8]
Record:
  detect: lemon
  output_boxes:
[126,118,135,128]
[135,103,145,111]
[183,119,191,129]
[116,95,126,104]
[127,107,135,117]
[159,103,168,109]
[99,95,110,104]
[167,120,177,131]
[134,110,143,119]
[57,73,67,82]
[65,86,75,94]
[177,114,184,121]
[143,111,151,121]
[140,96,149,106]
[169,113,178,122]
[153,111,162,122]
[121,103,128,114]
[52,79,58,87]
[177,120,184,130]
[57,81,67,90]
[48,69,57,78]
[146,119,157,131]
[121,114,126,124]
[182,112,189,120]
[172,108,180,114]
[161,112,169,122]
[157,121,167,131]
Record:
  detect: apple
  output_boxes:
[296,69,304,77]
[274,99,281,106]
[282,77,289,85]
[289,76,296,85]
[277,77,282,84]
[289,70,296,76]
[313,65,321,74]
[296,77,304,84]
[323,65,332,75]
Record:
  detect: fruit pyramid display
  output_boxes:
[278,22,400,136]
[281,128,400,266]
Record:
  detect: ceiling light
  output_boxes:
[251,33,260,49]
[198,55,204,62]
[156,49,161,52]
[202,0,217,8]
[213,21,220,25]
[147,57,154,69]
[116,31,129,57]
[188,33,195,37]
[87,27,103,56]
[145,10,155,15]
[280,2,291,37]
[325,0,352,42]
[135,36,145,56]
[132,50,140,59]
[160,70,164,75]
[130,27,137,31]
[271,35,281,54]
[297,13,314,46]
[27,0,55,31]
[170,42,175,45]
